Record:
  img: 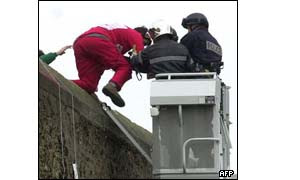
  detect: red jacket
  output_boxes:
[72,24,144,93]
[78,23,144,54]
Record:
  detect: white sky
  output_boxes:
[39,1,237,172]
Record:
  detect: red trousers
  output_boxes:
[72,36,132,93]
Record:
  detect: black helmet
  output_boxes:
[134,26,152,46]
[170,27,178,42]
[181,13,209,29]
[134,26,148,37]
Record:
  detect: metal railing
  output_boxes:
[155,72,217,80]
[182,137,220,173]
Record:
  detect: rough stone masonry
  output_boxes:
[39,60,152,179]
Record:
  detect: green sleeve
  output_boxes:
[39,52,58,64]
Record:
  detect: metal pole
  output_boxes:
[101,103,153,165]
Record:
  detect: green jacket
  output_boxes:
[39,52,58,64]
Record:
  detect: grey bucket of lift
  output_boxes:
[150,73,231,179]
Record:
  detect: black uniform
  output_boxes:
[180,27,222,73]
[131,37,193,79]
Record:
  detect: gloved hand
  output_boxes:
[128,54,142,72]
[56,45,72,55]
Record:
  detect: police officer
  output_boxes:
[130,20,194,79]
[180,13,223,74]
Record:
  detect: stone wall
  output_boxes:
[39,60,152,179]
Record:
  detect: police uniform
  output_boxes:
[180,27,222,73]
[131,37,193,79]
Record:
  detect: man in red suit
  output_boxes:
[72,24,148,107]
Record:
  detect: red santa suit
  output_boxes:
[72,24,144,93]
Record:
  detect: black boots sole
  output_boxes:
[102,83,125,107]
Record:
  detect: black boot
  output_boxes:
[102,83,125,107]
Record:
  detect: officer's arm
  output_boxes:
[39,52,58,65]
[185,56,195,72]
[130,51,148,73]
[181,34,205,65]
[180,34,194,51]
